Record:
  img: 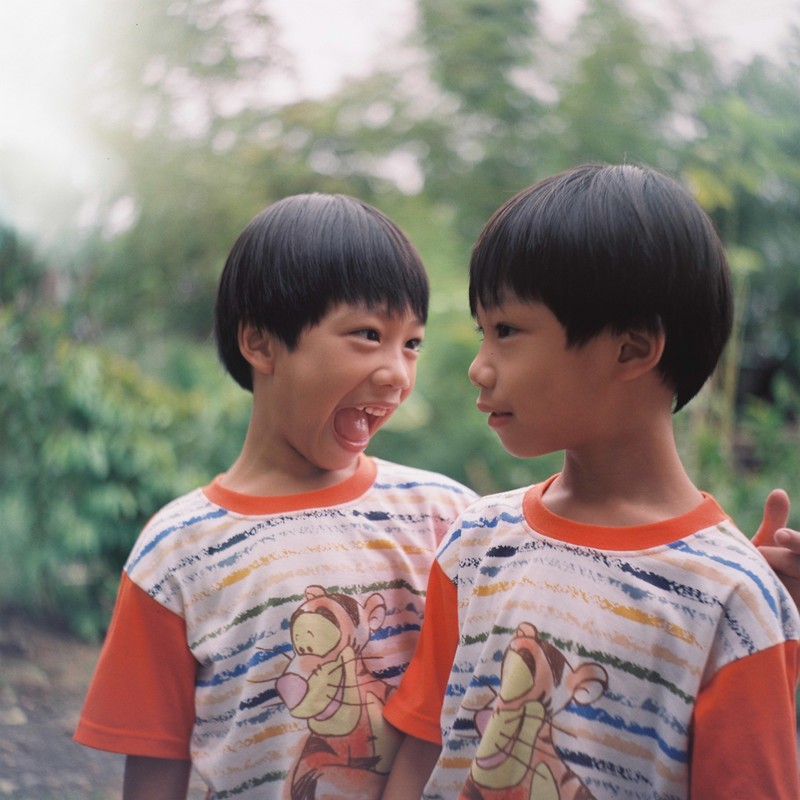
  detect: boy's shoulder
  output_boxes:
[141,483,217,531]
[371,457,477,499]
[676,514,800,664]
[450,483,529,519]
[693,515,800,595]
[125,483,220,565]
[435,484,531,557]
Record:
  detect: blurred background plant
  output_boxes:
[2,0,800,638]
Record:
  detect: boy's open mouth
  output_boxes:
[333,406,391,446]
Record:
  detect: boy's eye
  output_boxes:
[355,329,380,342]
[406,338,423,352]
[496,324,514,338]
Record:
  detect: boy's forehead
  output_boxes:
[326,300,424,324]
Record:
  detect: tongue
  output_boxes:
[334,408,370,446]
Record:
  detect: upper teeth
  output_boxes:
[361,406,388,417]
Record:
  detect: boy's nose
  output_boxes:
[468,351,493,389]
[374,353,413,391]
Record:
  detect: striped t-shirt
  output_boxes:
[74,456,477,799]
[384,475,800,799]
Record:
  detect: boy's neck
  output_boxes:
[220,446,361,497]
[542,423,702,527]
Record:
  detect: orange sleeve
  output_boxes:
[384,560,459,744]
[74,572,198,759]
[691,640,800,799]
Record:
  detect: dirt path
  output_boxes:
[0,608,205,799]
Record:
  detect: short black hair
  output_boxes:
[469,163,732,411]
[215,193,429,391]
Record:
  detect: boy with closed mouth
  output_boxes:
[383,164,800,800]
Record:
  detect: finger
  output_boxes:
[773,528,800,555]
[758,545,800,575]
[752,488,791,547]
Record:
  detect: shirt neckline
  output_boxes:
[203,456,378,515]
[522,474,728,550]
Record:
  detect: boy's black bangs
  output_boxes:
[310,207,429,325]
[469,241,526,315]
[469,203,542,315]
[471,189,677,354]
[240,195,428,345]
[265,198,429,338]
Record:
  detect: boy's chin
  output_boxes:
[497,436,558,461]
[319,443,369,473]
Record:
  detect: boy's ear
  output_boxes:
[238,323,276,376]
[617,326,665,378]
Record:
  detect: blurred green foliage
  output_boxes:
[0,236,249,636]
[3,0,800,637]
